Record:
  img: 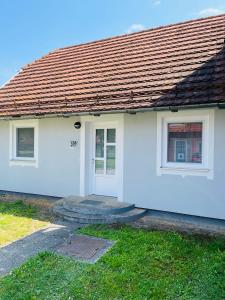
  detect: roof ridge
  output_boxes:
[22,13,225,70]
[51,13,225,53]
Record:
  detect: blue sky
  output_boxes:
[0,0,224,86]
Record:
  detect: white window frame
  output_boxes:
[9,119,39,167]
[157,109,214,179]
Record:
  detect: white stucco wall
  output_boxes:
[0,108,224,219]
[123,109,225,219]
[0,117,80,197]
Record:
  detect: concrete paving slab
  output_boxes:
[56,234,114,263]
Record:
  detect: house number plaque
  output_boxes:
[70,140,78,148]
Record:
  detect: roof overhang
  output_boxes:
[0,102,224,121]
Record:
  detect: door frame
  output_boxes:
[91,122,118,196]
[79,114,124,201]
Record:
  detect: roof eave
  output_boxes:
[0,102,224,121]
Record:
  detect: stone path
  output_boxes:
[0,221,82,277]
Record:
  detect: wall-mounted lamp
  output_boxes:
[74,121,81,129]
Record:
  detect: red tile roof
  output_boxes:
[0,14,225,117]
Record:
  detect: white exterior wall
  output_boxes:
[0,117,81,197]
[123,109,225,220]
[0,108,224,219]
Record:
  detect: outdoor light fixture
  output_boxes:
[74,121,81,129]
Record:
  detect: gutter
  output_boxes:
[0,102,224,121]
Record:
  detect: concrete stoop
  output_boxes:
[53,195,147,224]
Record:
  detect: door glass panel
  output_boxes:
[95,160,104,174]
[106,145,116,175]
[107,129,116,143]
[96,129,104,158]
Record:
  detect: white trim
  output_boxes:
[79,120,86,196]
[79,114,124,201]
[9,119,39,168]
[117,115,124,202]
[157,109,214,179]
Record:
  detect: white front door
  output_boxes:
[92,125,118,197]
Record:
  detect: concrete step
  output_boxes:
[62,195,135,215]
[53,203,147,224]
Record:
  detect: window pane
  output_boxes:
[95,129,104,158]
[107,129,116,143]
[106,145,116,175]
[167,123,202,163]
[95,160,104,174]
[17,128,34,158]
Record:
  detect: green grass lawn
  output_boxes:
[0,222,225,300]
[0,200,49,246]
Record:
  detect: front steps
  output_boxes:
[53,195,147,224]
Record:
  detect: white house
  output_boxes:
[0,14,225,219]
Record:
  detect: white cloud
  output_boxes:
[152,0,161,5]
[126,23,146,34]
[198,8,224,17]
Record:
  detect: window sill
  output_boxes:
[9,159,38,168]
[158,166,212,179]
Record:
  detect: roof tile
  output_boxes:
[0,14,225,117]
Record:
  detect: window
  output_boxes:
[167,122,202,164]
[157,110,214,178]
[16,128,34,158]
[10,120,39,167]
